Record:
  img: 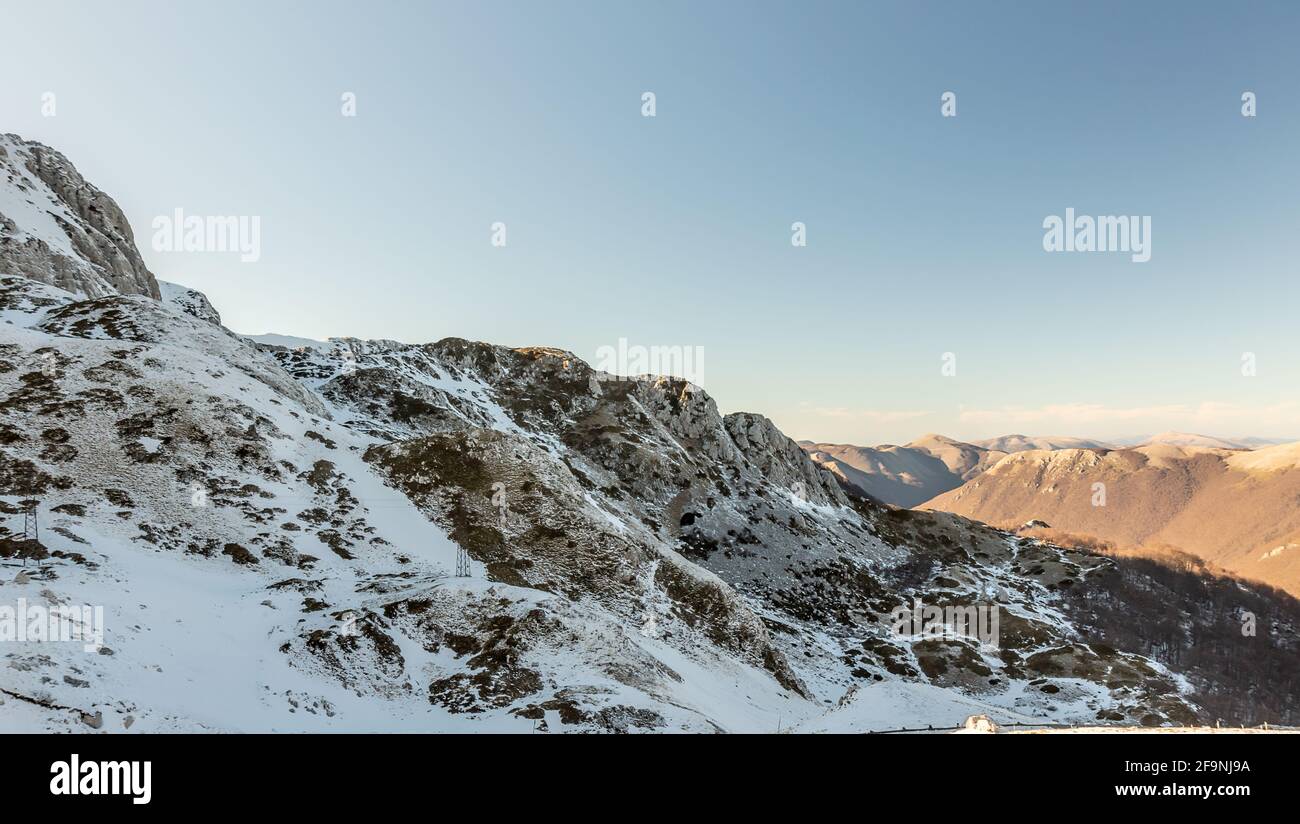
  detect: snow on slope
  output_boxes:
[0,139,82,258]
[249,328,1210,727]
[971,434,1114,453]
[0,277,840,731]
[0,134,159,299]
[158,280,221,325]
[0,277,787,731]
[1,272,1213,731]
[1110,432,1289,450]
[1140,431,1253,450]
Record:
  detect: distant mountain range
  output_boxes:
[802,431,1294,509]
[920,441,1300,598]
[804,432,1300,597]
[801,433,1112,507]
[1108,431,1292,450]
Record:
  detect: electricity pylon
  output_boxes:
[21,499,38,541]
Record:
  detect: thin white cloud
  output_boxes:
[805,406,934,422]
[957,401,1300,430]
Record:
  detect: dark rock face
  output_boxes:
[0,134,160,299]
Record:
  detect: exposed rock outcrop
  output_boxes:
[0,134,160,299]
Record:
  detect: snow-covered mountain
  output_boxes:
[971,434,1114,453]
[1132,431,1252,450]
[3,138,1296,731]
[0,134,159,299]
[1110,431,1291,450]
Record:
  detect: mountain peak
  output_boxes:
[907,433,962,446]
[0,133,159,299]
[1142,431,1249,450]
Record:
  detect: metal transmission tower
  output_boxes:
[455,545,472,578]
[14,500,39,568]
[21,500,38,541]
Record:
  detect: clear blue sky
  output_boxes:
[4,1,1299,444]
